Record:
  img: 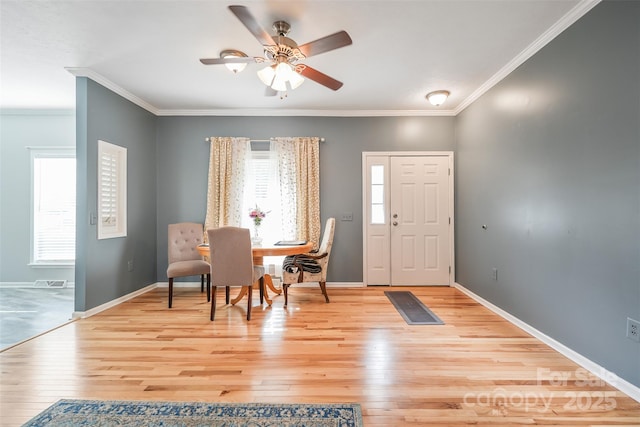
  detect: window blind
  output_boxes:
[32,154,76,263]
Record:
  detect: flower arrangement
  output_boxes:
[249,205,268,228]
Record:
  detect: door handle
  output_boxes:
[393,221,398,226]
[392,214,398,218]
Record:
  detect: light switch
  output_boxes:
[341,212,353,221]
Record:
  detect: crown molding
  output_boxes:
[156,109,456,117]
[65,67,159,115]
[454,0,601,115]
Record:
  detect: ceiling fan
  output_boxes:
[200,5,352,95]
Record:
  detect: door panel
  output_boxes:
[364,156,391,285]
[390,156,450,285]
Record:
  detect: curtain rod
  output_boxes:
[205,137,325,143]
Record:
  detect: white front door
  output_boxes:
[362,152,454,286]
[389,156,451,285]
[390,156,451,285]
[363,152,453,286]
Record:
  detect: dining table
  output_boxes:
[197,241,313,306]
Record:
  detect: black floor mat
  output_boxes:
[384,291,444,325]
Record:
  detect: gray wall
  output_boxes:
[155,116,456,282]
[0,110,75,284]
[75,78,158,311]
[455,1,640,387]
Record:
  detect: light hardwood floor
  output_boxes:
[1,286,639,426]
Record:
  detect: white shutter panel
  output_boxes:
[98,140,127,239]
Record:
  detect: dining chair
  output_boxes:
[207,227,265,321]
[281,217,335,307]
[166,222,211,308]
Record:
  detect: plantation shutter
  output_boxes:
[99,149,118,228]
[252,151,271,200]
[98,140,127,239]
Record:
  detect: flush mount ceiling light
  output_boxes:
[220,49,249,73]
[426,90,450,106]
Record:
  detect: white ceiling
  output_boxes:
[0,0,598,116]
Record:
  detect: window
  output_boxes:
[371,164,386,224]
[97,140,127,239]
[30,148,76,265]
[241,142,283,245]
[240,142,289,275]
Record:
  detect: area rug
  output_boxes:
[22,399,363,427]
[385,291,444,325]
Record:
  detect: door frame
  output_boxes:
[362,151,454,286]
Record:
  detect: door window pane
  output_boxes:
[370,164,385,224]
[371,165,384,184]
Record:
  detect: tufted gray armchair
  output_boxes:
[166,222,211,308]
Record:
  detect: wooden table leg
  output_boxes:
[264,274,281,295]
[230,288,247,305]
[230,278,271,306]
[262,275,273,306]
[230,254,282,306]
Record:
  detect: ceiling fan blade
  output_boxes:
[228,5,275,46]
[199,57,256,65]
[298,65,344,91]
[298,31,352,58]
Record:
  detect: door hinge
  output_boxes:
[448,168,451,176]
[449,266,452,274]
[449,217,451,225]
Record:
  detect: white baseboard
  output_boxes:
[0,281,75,288]
[155,281,202,288]
[73,283,158,319]
[0,282,34,288]
[153,281,364,289]
[284,281,363,288]
[327,282,364,288]
[453,282,640,403]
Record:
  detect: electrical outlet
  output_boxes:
[491,268,498,281]
[627,318,640,343]
[127,260,134,272]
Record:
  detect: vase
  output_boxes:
[251,225,262,246]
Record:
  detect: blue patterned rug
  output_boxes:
[23,399,363,426]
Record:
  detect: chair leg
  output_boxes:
[210,286,217,321]
[206,274,211,302]
[259,277,264,304]
[319,281,330,303]
[247,285,252,321]
[200,274,205,293]
[283,283,290,307]
[225,286,230,304]
[168,278,174,308]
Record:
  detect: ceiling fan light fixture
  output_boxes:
[220,49,248,73]
[288,70,304,89]
[257,65,276,86]
[271,69,289,92]
[426,90,450,106]
[259,62,305,92]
